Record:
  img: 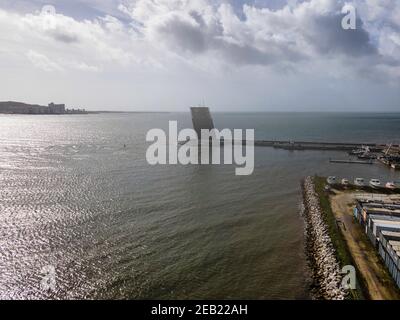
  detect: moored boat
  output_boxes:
[357,153,377,160]
[386,182,397,190]
[341,178,349,186]
[349,146,370,156]
[354,178,365,187]
[327,176,336,185]
[369,179,381,188]
[391,163,400,170]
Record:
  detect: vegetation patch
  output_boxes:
[313,176,368,300]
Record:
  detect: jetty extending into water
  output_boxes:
[329,159,374,165]
[252,140,386,152]
[190,107,400,170]
[301,177,348,299]
[190,108,386,152]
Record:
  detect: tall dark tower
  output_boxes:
[190,107,215,140]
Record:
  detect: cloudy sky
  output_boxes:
[0,0,399,111]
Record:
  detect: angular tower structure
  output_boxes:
[190,107,215,140]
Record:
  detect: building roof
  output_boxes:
[369,214,400,222]
[381,230,400,240]
[358,200,400,216]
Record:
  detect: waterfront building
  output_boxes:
[354,199,400,288]
[0,101,86,115]
[378,230,400,288]
[48,102,66,114]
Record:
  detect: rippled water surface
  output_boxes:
[1,112,399,299]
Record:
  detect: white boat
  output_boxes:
[327,176,336,185]
[354,178,365,187]
[349,146,370,156]
[369,179,381,188]
[386,182,397,190]
[341,178,350,186]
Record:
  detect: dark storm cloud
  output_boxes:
[309,14,377,57]
[151,8,306,67]
[219,42,275,65]
[214,39,307,67]
[154,14,207,53]
[51,30,80,43]
[148,2,381,68]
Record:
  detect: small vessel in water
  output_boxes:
[386,182,397,190]
[369,179,381,188]
[354,178,365,187]
[357,153,377,160]
[327,176,336,185]
[349,146,370,156]
[391,163,400,170]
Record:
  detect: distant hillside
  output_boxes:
[0,101,48,114]
[0,101,45,108]
[0,101,87,115]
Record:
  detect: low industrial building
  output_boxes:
[354,199,400,288]
[379,230,400,288]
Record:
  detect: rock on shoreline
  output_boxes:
[301,176,347,300]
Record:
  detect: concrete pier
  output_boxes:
[189,108,388,153]
[253,140,385,152]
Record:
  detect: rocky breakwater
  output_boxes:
[302,176,347,300]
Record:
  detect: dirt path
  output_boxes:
[330,192,400,300]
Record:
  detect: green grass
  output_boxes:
[313,176,367,300]
[330,183,400,195]
[314,177,400,299]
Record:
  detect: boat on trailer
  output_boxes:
[386,182,397,190]
[369,179,381,188]
[327,176,337,185]
[341,178,350,186]
[354,178,365,187]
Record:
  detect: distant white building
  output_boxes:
[48,102,65,114]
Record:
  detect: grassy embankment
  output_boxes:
[313,176,368,300]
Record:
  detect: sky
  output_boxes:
[0,0,399,112]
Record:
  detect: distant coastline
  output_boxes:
[87,110,171,114]
[0,101,87,115]
[0,101,173,115]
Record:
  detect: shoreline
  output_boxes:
[305,176,400,300]
[301,176,348,300]
[328,188,400,300]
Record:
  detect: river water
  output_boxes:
[0,112,399,299]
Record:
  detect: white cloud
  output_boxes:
[118,0,399,75]
[26,50,64,72]
[2,0,399,74]
[0,0,399,110]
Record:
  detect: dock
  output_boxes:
[191,138,387,153]
[329,159,374,165]
[189,108,389,153]
[252,140,385,152]
[189,108,398,170]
